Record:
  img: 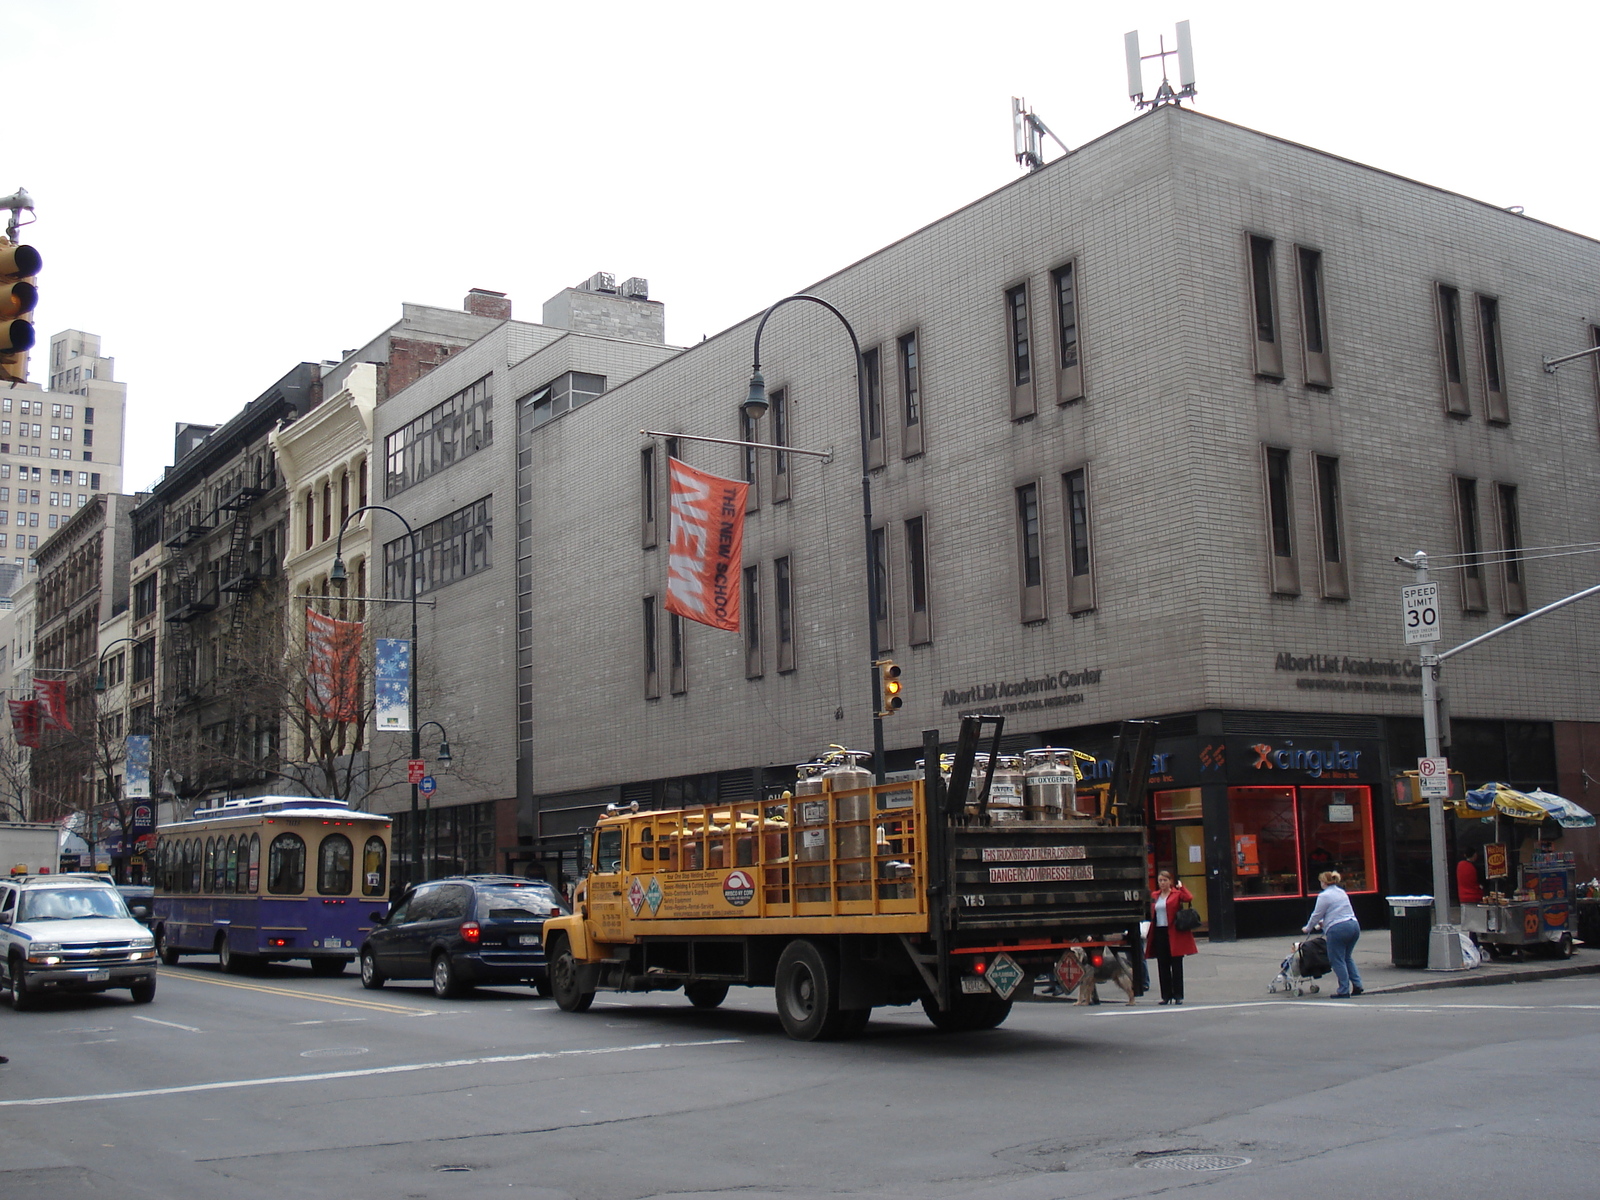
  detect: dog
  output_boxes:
[1070,945,1138,1006]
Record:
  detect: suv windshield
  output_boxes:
[18,887,132,922]
[477,885,566,922]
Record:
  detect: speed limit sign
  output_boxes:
[1401,583,1440,645]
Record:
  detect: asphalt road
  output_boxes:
[1,962,1595,1200]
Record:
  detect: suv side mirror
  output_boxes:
[132,905,150,918]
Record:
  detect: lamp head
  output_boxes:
[436,740,452,764]
[93,673,106,693]
[742,370,768,421]
[329,557,348,583]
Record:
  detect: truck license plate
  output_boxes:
[88,969,110,981]
[960,976,991,994]
[519,934,541,945]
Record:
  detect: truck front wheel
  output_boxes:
[549,935,595,1013]
[921,991,1013,1032]
[775,939,848,1041]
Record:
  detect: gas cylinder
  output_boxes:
[1023,747,1077,821]
[822,748,873,899]
[989,755,1026,822]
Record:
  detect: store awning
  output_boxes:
[1459,782,1596,827]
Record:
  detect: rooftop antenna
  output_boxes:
[1125,21,1197,110]
[1011,97,1069,172]
[0,187,34,241]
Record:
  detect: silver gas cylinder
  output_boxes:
[1023,747,1077,822]
[989,755,1026,822]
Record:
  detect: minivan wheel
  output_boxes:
[360,950,386,990]
[431,953,466,999]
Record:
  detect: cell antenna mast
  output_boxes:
[1011,97,1069,172]
[1125,21,1197,110]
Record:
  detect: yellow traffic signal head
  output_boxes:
[0,241,40,385]
[877,659,904,714]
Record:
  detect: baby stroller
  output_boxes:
[1268,934,1329,997]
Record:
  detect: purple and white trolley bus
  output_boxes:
[152,796,392,974]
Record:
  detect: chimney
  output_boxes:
[464,288,512,320]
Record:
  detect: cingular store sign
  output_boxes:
[1239,737,1368,780]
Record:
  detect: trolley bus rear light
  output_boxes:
[460,921,481,945]
[268,937,291,948]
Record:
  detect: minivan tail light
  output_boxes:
[460,920,481,945]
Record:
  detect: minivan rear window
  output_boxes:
[477,885,566,921]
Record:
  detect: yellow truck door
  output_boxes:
[587,824,628,944]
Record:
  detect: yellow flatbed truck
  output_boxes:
[544,716,1155,1040]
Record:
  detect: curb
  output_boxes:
[1363,960,1600,995]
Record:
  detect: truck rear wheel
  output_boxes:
[684,981,729,1009]
[921,991,1013,1032]
[549,935,595,1013]
[775,939,848,1041]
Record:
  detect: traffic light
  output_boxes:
[877,659,903,715]
[0,241,40,385]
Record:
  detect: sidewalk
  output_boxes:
[1031,936,1597,1004]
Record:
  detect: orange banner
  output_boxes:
[36,679,72,732]
[664,457,748,632]
[305,608,363,722]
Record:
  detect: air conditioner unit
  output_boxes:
[584,271,617,294]
[621,277,649,300]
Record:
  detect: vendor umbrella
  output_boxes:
[1459,783,1549,823]
[1523,789,1596,829]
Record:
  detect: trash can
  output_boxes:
[1387,895,1434,968]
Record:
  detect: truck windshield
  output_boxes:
[18,888,132,922]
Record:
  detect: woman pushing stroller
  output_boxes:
[1304,871,1363,997]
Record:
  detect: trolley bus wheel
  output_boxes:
[549,935,595,1013]
[217,934,254,975]
[684,981,729,1009]
[359,950,386,989]
[156,927,181,966]
[310,957,350,976]
[775,939,848,1041]
[432,953,468,999]
[920,991,1013,1033]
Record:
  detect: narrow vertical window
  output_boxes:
[898,331,923,459]
[905,515,931,645]
[1479,295,1509,423]
[861,346,884,468]
[1006,283,1036,417]
[743,565,763,678]
[1015,482,1045,622]
[1497,483,1525,615]
[774,555,795,672]
[1263,446,1300,595]
[1248,235,1284,378]
[1297,247,1332,387]
[304,490,314,549]
[643,596,659,699]
[321,481,332,541]
[770,388,791,504]
[1062,466,1095,613]
[640,446,658,548]
[1455,476,1486,611]
[740,408,760,512]
[1437,285,1470,415]
[1052,260,1084,402]
[669,612,687,694]
[1314,454,1348,599]
[871,525,891,651]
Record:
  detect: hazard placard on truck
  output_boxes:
[543,716,1157,1040]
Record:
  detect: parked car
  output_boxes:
[359,875,567,998]
[0,874,158,1008]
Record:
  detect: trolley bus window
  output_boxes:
[225,836,239,892]
[268,833,307,894]
[189,839,201,893]
[361,836,386,897]
[595,828,623,874]
[319,834,354,895]
[204,838,217,893]
[247,833,261,893]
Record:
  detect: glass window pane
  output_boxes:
[1228,786,1302,898]
[1299,786,1375,893]
[268,833,306,895]
[362,836,387,896]
[318,834,354,895]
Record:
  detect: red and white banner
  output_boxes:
[664,457,748,632]
[7,698,39,748]
[36,678,72,732]
[305,608,364,722]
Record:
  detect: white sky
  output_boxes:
[12,1,1598,489]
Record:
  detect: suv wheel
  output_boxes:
[360,950,386,990]
[7,957,35,1012]
[130,978,156,1004]
[431,953,466,999]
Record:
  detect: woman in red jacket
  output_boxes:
[1145,870,1199,1004]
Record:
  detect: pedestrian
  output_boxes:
[1304,870,1363,997]
[1145,869,1198,1004]
[1456,848,1484,904]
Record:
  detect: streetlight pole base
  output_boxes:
[1426,924,1467,971]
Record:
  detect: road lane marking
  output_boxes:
[0,1038,744,1107]
[1096,998,1600,1016]
[161,969,433,1015]
[132,1015,202,1032]
[291,1018,368,1025]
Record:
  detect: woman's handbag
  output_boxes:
[1174,902,1202,933]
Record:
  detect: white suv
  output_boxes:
[0,875,158,1009]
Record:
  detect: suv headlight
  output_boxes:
[29,942,61,954]
[131,937,155,949]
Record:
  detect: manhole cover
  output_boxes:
[1136,1154,1252,1172]
[299,1046,369,1058]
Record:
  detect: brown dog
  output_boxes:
[1071,946,1138,1006]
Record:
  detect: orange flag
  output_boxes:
[664,457,748,632]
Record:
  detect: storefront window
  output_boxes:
[1153,788,1203,820]
[1229,787,1302,898]
[1299,786,1376,893]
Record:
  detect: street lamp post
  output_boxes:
[741,294,887,783]
[330,504,421,887]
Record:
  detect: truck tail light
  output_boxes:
[973,959,987,975]
[460,921,481,945]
